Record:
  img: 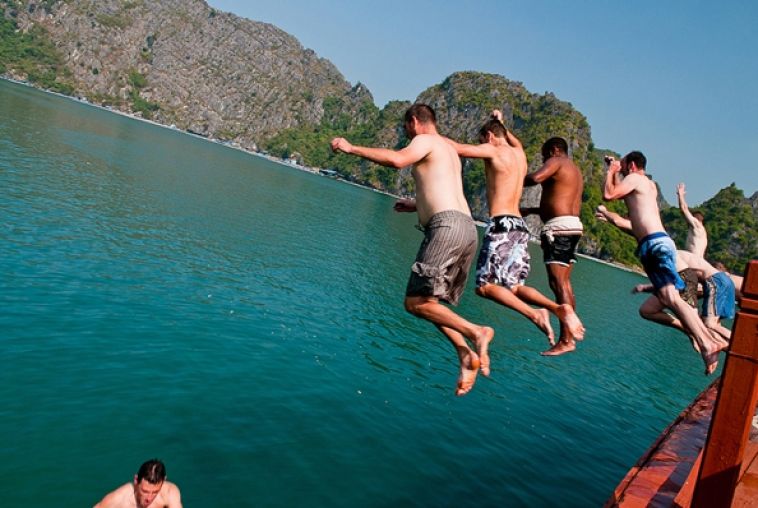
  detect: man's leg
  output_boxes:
[511,283,585,343]
[638,294,700,352]
[405,296,494,395]
[546,262,576,308]
[657,285,728,374]
[704,316,732,341]
[475,283,554,343]
[541,262,584,356]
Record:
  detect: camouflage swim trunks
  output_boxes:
[475,215,531,289]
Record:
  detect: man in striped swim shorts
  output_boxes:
[331,104,494,396]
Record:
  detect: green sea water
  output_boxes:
[0,80,717,507]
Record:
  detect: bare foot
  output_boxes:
[456,350,480,396]
[556,304,585,340]
[531,308,555,345]
[474,326,495,376]
[540,339,576,357]
[704,352,719,376]
[688,333,701,353]
[702,339,728,376]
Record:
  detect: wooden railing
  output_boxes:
[692,260,758,506]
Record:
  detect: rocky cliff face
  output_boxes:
[368,72,595,224]
[2,0,755,270]
[5,0,370,147]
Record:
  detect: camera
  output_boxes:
[604,155,614,164]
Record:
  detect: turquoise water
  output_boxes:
[0,80,716,507]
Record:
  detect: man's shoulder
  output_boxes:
[95,483,132,507]
[162,481,182,502]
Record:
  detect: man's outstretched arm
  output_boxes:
[330,136,430,169]
[595,205,633,234]
[444,137,495,159]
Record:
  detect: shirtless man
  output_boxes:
[603,151,727,374]
[522,137,586,355]
[595,205,726,347]
[330,104,494,396]
[677,182,707,257]
[445,112,584,355]
[94,459,182,508]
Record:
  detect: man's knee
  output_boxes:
[475,284,490,298]
[404,296,435,316]
[404,296,420,315]
[656,285,680,307]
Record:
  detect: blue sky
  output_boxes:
[207,0,756,206]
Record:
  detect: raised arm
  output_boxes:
[677,183,699,227]
[491,109,522,148]
[603,160,637,200]
[330,135,431,169]
[524,157,560,187]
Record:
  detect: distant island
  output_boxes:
[1,0,755,272]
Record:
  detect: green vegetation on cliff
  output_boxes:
[0,5,72,93]
[2,3,755,273]
[661,184,758,272]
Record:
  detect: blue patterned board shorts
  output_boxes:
[405,210,478,306]
[475,215,531,289]
[636,232,685,291]
[701,271,736,319]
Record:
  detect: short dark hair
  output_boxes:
[404,103,436,125]
[137,459,167,484]
[478,119,508,141]
[623,150,647,169]
[692,211,705,223]
[541,137,568,160]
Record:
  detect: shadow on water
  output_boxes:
[0,80,717,507]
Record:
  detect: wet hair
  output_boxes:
[478,118,508,141]
[541,137,568,160]
[623,151,647,169]
[137,459,167,484]
[692,211,705,223]
[404,104,436,125]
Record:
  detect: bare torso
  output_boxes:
[485,142,527,217]
[94,482,181,508]
[685,224,708,257]
[623,173,667,241]
[411,134,471,225]
[538,157,583,222]
[677,250,718,279]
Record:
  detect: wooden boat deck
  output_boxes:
[607,260,758,507]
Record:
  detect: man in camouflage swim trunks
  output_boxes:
[331,104,494,396]
[446,112,584,353]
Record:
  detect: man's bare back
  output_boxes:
[447,127,526,217]
[617,172,666,240]
[409,134,472,224]
[533,157,583,221]
[484,139,527,217]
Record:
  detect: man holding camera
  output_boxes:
[602,151,727,374]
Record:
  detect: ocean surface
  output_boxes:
[0,80,718,507]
